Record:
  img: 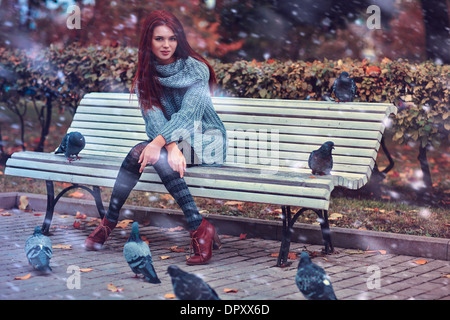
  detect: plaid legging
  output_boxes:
[105,141,203,230]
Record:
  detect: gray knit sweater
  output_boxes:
[139,57,227,165]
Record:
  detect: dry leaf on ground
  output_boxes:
[107,283,124,293]
[167,226,184,232]
[365,250,387,255]
[413,259,428,265]
[14,273,31,280]
[19,195,29,210]
[1,212,12,216]
[239,233,247,240]
[224,201,244,206]
[80,268,93,272]
[75,212,87,219]
[116,219,133,229]
[68,191,85,199]
[164,293,176,299]
[52,244,72,249]
[223,288,238,293]
[160,255,171,260]
[166,246,185,253]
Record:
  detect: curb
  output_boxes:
[1,192,449,261]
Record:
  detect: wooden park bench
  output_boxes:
[5,92,397,266]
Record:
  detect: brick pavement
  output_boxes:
[0,208,449,300]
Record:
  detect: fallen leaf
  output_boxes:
[73,220,82,229]
[160,255,171,260]
[345,250,365,254]
[328,213,343,220]
[167,226,184,232]
[239,233,247,240]
[75,212,87,219]
[198,210,209,214]
[18,195,29,210]
[166,246,185,253]
[14,273,31,280]
[52,244,72,249]
[441,274,450,278]
[116,219,133,229]
[365,250,387,255]
[224,201,244,206]
[68,191,85,199]
[107,283,124,293]
[33,213,42,216]
[412,259,428,265]
[223,288,238,293]
[1,212,12,216]
[309,176,317,179]
[80,268,93,272]
[270,252,297,259]
[164,293,176,299]
[58,215,71,218]
[288,252,298,260]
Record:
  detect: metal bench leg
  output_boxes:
[41,181,106,235]
[276,207,334,267]
[316,209,334,254]
[42,180,56,235]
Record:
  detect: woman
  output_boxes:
[85,10,227,265]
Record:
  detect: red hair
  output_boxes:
[130,10,217,113]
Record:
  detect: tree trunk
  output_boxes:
[418,142,433,191]
[420,0,450,63]
[35,96,53,152]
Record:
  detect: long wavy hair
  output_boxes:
[131,10,217,113]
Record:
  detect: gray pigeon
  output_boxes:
[167,265,220,300]
[295,251,337,300]
[308,141,334,175]
[123,222,161,284]
[332,71,356,102]
[24,226,52,273]
[55,131,85,161]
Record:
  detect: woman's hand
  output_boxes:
[166,142,186,178]
[138,136,166,173]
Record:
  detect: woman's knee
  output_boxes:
[122,141,150,172]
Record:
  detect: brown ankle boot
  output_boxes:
[85,217,117,251]
[186,219,221,265]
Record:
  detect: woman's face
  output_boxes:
[151,25,177,65]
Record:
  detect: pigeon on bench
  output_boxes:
[123,222,161,284]
[55,131,85,162]
[24,226,52,273]
[308,141,334,175]
[295,251,337,300]
[167,265,220,300]
[332,71,356,102]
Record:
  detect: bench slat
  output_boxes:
[77,104,388,122]
[81,94,396,115]
[72,126,380,150]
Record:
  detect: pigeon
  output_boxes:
[24,226,52,273]
[308,141,334,175]
[332,71,356,102]
[123,222,161,284]
[295,251,337,300]
[167,265,220,300]
[55,131,85,162]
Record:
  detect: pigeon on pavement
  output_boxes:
[308,141,334,175]
[55,131,85,162]
[167,265,220,300]
[24,226,52,273]
[123,222,161,284]
[332,71,356,102]
[295,251,337,300]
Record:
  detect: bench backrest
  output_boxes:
[71,92,396,189]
